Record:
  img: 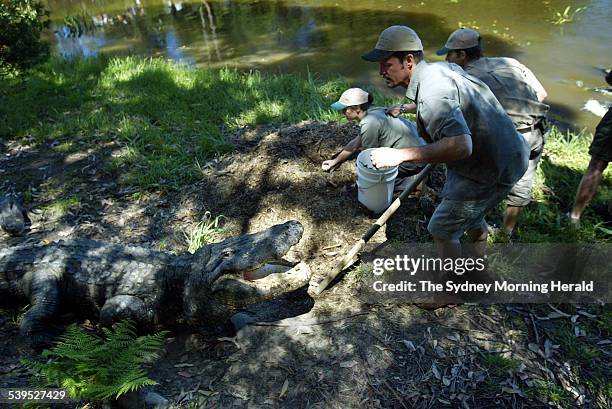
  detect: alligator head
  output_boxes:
[182,220,310,324]
[0,194,27,236]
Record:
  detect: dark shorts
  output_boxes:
[588,108,612,163]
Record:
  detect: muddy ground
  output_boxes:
[0,122,610,408]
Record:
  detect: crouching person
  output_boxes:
[322,87,425,190]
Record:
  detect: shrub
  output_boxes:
[0,0,50,76]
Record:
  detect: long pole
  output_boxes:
[313,164,433,294]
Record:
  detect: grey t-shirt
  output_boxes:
[359,107,425,172]
[464,57,549,131]
[406,61,529,200]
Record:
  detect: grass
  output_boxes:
[481,353,520,377]
[184,211,228,253]
[43,196,81,219]
[0,55,359,190]
[489,126,612,243]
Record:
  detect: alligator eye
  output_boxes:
[222,248,235,257]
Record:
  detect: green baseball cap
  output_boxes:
[362,25,423,62]
[436,28,480,55]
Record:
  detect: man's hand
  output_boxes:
[385,105,402,118]
[385,103,416,117]
[370,147,405,168]
[321,159,338,172]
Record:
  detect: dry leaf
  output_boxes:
[279,378,289,399]
[431,362,442,380]
[577,310,596,318]
[177,371,192,378]
[401,339,416,352]
[446,333,460,342]
[174,363,195,368]
[340,360,357,368]
[442,376,452,386]
[543,339,553,358]
[528,343,542,354]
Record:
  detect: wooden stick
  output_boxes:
[314,164,433,294]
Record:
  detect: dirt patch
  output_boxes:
[1,123,609,408]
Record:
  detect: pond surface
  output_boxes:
[44,0,611,131]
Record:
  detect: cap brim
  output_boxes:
[435,46,450,56]
[361,48,395,62]
[331,101,348,111]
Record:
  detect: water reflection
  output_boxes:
[45,0,611,130]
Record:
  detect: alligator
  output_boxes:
[0,218,310,347]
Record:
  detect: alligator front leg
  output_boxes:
[20,270,60,348]
[100,295,155,329]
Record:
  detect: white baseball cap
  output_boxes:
[331,88,369,111]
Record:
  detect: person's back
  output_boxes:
[409,61,529,199]
[464,57,549,130]
[359,107,423,148]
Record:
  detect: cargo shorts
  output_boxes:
[506,127,545,207]
[428,186,511,240]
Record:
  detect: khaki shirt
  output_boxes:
[464,57,549,130]
[406,61,529,200]
[360,108,425,172]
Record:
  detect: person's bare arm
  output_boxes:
[322,135,362,171]
[370,134,472,168]
[385,103,417,117]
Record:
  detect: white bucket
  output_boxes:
[356,148,398,213]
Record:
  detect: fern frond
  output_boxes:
[24,320,169,402]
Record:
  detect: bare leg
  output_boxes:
[433,237,462,260]
[465,226,488,260]
[570,158,608,223]
[503,206,523,235]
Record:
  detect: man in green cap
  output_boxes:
[437,28,550,236]
[322,87,425,190]
[362,25,529,268]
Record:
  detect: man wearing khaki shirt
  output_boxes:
[362,26,529,274]
[437,28,550,235]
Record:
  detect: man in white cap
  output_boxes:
[437,28,550,236]
[362,25,529,269]
[322,87,425,189]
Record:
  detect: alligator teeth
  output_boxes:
[241,262,293,281]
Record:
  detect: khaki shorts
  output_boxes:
[506,128,545,207]
[428,187,511,240]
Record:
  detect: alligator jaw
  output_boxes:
[211,262,311,305]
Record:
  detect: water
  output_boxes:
[44,0,611,131]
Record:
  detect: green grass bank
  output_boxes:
[0,56,610,243]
